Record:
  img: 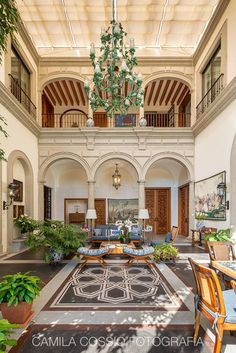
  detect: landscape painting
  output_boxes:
[194,171,226,221]
[108,199,139,223]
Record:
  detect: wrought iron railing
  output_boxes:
[42,112,191,128]
[9,74,36,119]
[196,73,224,119]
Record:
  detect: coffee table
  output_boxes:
[100,241,135,255]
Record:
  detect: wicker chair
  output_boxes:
[189,257,236,353]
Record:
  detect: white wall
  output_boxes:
[12,160,25,239]
[1,104,38,251]
[194,99,236,229]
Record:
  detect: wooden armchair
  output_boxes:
[206,241,236,262]
[189,257,236,353]
[171,226,179,242]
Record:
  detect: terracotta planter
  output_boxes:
[1,301,34,325]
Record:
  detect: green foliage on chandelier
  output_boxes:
[85,20,144,117]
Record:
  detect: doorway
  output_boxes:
[178,183,189,236]
[95,198,106,225]
[145,188,170,234]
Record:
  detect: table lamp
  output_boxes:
[138,209,149,243]
[86,209,97,238]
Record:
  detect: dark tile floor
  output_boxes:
[0,263,65,287]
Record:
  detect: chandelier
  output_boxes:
[84,0,144,117]
[112,163,121,190]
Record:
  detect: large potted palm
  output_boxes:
[0,272,41,326]
[26,221,87,263]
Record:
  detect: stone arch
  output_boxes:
[142,70,194,90]
[40,71,88,91]
[39,152,91,182]
[6,150,34,251]
[92,152,142,181]
[230,134,236,227]
[142,151,194,181]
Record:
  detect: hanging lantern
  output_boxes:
[112,163,121,190]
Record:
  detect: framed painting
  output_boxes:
[194,171,226,221]
[114,114,136,127]
[13,179,23,202]
[108,199,138,223]
[18,205,25,216]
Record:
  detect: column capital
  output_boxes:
[137,180,146,185]
[87,180,96,184]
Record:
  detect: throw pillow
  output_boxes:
[93,228,102,236]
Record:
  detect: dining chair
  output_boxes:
[206,241,236,262]
[189,257,236,353]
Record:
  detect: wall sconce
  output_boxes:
[217,180,229,210]
[3,182,18,210]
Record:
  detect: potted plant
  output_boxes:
[118,225,130,244]
[0,272,41,326]
[26,222,87,263]
[204,228,234,242]
[13,214,38,237]
[153,243,179,263]
[0,319,18,352]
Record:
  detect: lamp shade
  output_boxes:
[86,209,97,220]
[138,209,149,219]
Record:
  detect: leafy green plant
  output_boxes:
[153,243,179,263]
[0,0,21,63]
[204,228,233,242]
[13,214,38,234]
[0,319,18,352]
[118,225,130,243]
[26,223,87,262]
[0,116,8,162]
[0,272,41,306]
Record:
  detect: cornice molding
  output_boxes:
[39,127,194,144]
[39,56,193,67]
[18,22,39,64]
[0,82,40,137]
[192,76,236,136]
[193,0,230,65]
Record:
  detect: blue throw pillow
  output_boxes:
[165,232,172,243]
[110,229,120,236]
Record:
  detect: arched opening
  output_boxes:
[94,159,139,224]
[44,159,88,225]
[145,158,190,235]
[6,151,34,251]
[42,78,88,128]
[144,77,191,127]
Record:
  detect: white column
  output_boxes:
[88,181,95,209]
[138,180,146,209]
[189,181,195,234]
[38,181,45,220]
[190,89,196,126]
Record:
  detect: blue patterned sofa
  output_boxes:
[91,224,142,244]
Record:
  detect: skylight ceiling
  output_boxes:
[16,0,220,58]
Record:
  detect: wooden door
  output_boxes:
[145,188,170,234]
[95,198,106,225]
[178,184,189,236]
[93,112,108,127]
[42,93,54,127]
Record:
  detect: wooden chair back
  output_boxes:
[231,280,236,293]
[188,257,226,317]
[206,241,236,262]
[171,226,179,242]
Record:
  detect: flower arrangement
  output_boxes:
[13,214,38,234]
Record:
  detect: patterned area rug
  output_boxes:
[44,263,187,310]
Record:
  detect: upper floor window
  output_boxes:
[202,45,221,96]
[11,47,30,96]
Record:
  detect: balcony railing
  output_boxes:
[9,74,37,119]
[42,112,191,128]
[196,73,224,119]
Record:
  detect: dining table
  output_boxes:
[212,260,236,280]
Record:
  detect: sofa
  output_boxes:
[91,224,142,244]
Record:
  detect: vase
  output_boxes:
[49,248,63,264]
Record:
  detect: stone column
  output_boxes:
[138,180,146,210]
[88,181,96,209]
[190,89,196,126]
[38,181,45,220]
[189,181,195,234]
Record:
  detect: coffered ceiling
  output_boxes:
[16,0,220,58]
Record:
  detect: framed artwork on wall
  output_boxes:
[13,179,23,202]
[194,171,226,221]
[18,205,25,217]
[108,199,138,223]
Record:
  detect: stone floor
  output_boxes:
[0,240,235,353]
